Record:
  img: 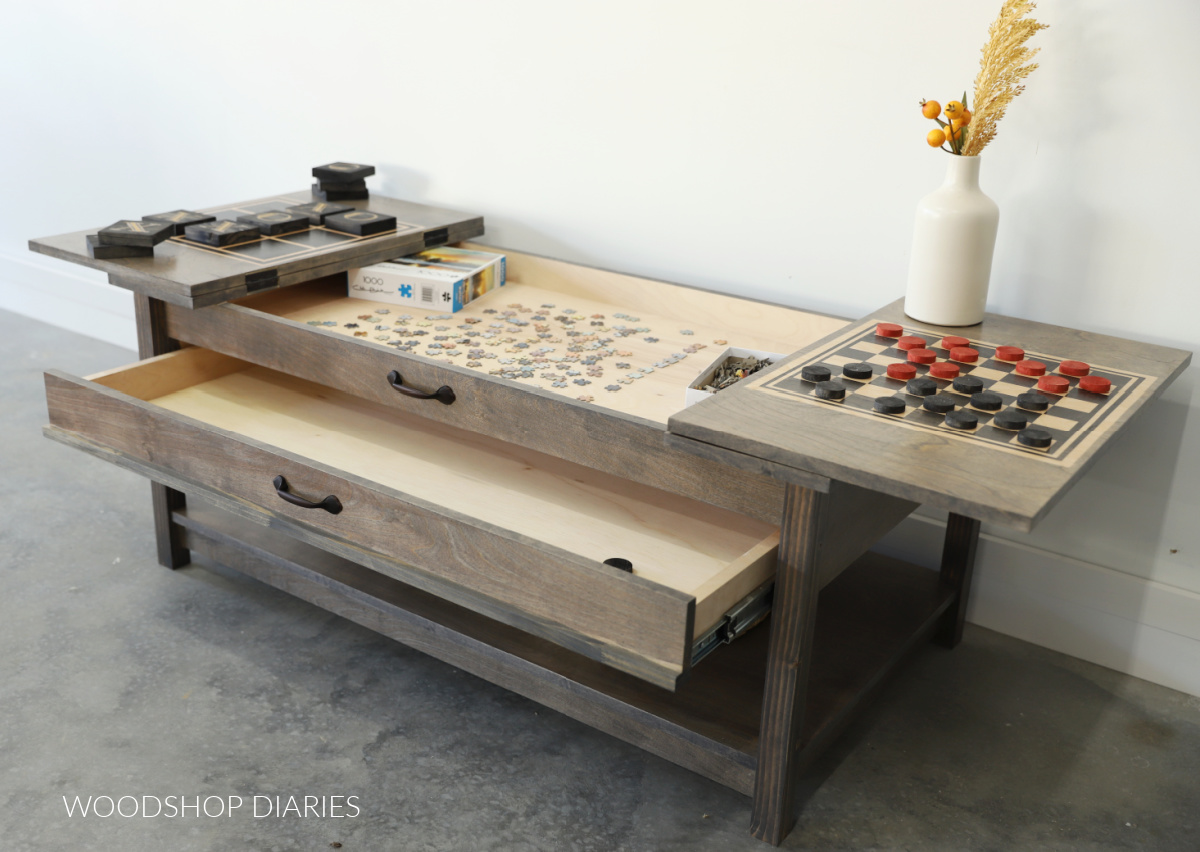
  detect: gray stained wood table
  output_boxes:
[667,298,1190,843]
[33,193,1192,846]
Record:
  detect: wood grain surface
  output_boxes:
[670,299,1192,530]
[29,192,484,308]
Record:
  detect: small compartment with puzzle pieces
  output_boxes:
[684,347,785,408]
[43,347,782,689]
[162,245,845,515]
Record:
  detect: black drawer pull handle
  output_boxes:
[272,475,343,514]
[387,370,456,405]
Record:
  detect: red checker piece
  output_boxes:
[949,346,979,363]
[928,362,960,379]
[887,362,917,380]
[941,335,970,349]
[1015,359,1047,377]
[907,348,937,365]
[1037,375,1070,395]
[1058,359,1091,377]
[995,345,1025,362]
[897,335,927,350]
[876,322,904,338]
[1079,375,1112,394]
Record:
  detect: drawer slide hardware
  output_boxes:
[690,579,775,666]
[387,370,456,405]
[272,475,343,515]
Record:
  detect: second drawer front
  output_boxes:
[44,369,696,688]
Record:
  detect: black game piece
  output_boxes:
[945,410,979,431]
[236,210,309,236]
[923,394,957,414]
[313,162,376,183]
[1017,427,1053,449]
[318,178,367,192]
[907,377,938,397]
[183,220,262,247]
[970,391,1004,411]
[952,375,985,395]
[97,219,174,247]
[800,364,832,383]
[1016,392,1051,412]
[603,557,633,573]
[288,201,354,225]
[873,396,907,415]
[86,234,154,259]
[814,380,846,401]
[312,183,369,201]
[992,410,1028,431]
[842,362,873,380]
[142,209,216,236]
[323,210,397,237]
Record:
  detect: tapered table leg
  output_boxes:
[749,483,827,845]
[133,292,190,569]
[934,512,980,648]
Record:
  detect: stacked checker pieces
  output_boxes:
[801,321,1116,455]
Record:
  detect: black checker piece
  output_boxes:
[952,375,985,395]
[874,396,907,415]
[801,364,832,383]
[970,391,1004,411]
[814,380,846,401]
[923,394,957,414]
[907,377,938,396]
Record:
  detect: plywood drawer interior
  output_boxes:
[225,244,848,426]
[44,348,779,689]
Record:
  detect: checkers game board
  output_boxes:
[754,319,1152,464]
[169,197,421,265]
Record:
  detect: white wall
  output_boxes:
[4,1,1197,694]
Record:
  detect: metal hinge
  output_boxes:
[690,579,775,666]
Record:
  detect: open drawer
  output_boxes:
[44,348,779,690]
[161,246,849,524]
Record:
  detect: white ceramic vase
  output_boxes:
[903,155,1000,327]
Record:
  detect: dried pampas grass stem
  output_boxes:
[963,0,1048,156]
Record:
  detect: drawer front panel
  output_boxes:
[44,370,695,687]
[165,298,786,524]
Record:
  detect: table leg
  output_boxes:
[749,483,827,845]
[934,512,980,648]
[133,293,190,570]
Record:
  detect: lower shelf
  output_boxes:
[174,500,955,797]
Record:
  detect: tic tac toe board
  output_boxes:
[668,299,1191,530]
[29,191,483,309]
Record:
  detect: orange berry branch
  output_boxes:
[918,0,1047,156]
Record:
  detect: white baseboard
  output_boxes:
[0,248,137,350]
[875,515,1200,698]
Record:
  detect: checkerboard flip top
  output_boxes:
[753,319,1153,465]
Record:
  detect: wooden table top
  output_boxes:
[668,299,1191,531]
[29,191,483,309]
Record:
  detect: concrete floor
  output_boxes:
[2,307,1198,852]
